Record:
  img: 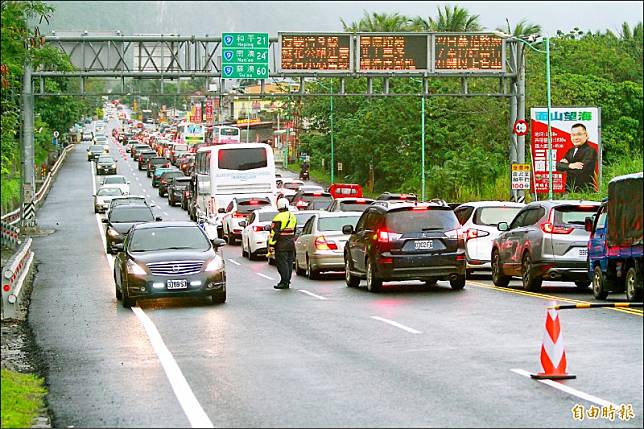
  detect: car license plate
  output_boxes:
[167,279,188,289]
[414,240,434,250]
[578,248,588,257]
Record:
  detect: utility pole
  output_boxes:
[21,65,36,228]
[517,45,526,203]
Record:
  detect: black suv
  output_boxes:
[291,191,334,211]
[146,157,171,177]
[343,202,466,292]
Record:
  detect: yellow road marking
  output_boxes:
[467,281,643,317]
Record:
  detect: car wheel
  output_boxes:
[491,250,511,287]
[248,243,258,261]
[344,255,360,287]
[121,284,134,308]
[114,271,122,300]
[625,267,642,302]
[296,257,306,276]
[574,280,591,289]
[209,292,226,305]
[158,189,163,197]
[521,253,542,291]
[450,274,466,290]
[241,241,248,258]
[306,256,320,280]
[366,259,382,293]
[592,265,609,300]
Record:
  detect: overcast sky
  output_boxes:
[44,1,643,36]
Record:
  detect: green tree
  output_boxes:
[411,5,483,32]
[341,11,413,32]
[496,18,541,37]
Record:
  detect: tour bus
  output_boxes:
[193,143,277,228]
[177,122,206,151]
[212,125,241,144]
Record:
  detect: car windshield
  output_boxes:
[112,198,146,207]
[238,199,271,214]
[554,205,599,225]
[103,177,126,184]
[339,201,372,212]
[150,158,166,164]
[97,187,123,196]
[97,158,113,164]
[129,226,210,252]
[386,208,460,233]
[161,172,183,181]
[110,206,154,223]
[258,211,278,222]
[473,207,523,226]
[318,215,360,232]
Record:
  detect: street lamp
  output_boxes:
[504,34,554,199]
[410,78,427,201]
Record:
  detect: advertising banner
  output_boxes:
[194,103,203,124]
[205,99,214,126]
[530,107,601,194]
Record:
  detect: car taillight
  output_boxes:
[253,226,265,232]
[160,179,167,184]
[465,228,490,240]
[312,192,322,196]
[315,235,338,250]
[184,191,190,197]
[181,163,186,168]
[541,222,574,234]
[375,228,402,252]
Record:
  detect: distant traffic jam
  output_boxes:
[86,100,643,308]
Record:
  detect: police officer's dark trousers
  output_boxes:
[276,248,295,287]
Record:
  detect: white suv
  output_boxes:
[221,197,275,244]
[454,201,524,275]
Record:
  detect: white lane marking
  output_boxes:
[370,316,422,334]
[132,307,214,428]
[136,177,140,181]
[163,211,169,217]
[298,290,327,300]
[227,259,241,266]
[510,369,618,408]
[256,272,275,281]
[91,154,213,428]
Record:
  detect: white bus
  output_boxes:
[212,125,241,144]
[194,143,277,225]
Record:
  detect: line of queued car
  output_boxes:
[88,115,227,309]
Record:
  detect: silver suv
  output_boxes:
[491,200,600,291]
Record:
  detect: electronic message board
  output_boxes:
[433,34,504,72]
[279,33,352,72]
[357,34,428,71]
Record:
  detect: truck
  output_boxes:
[586,172,643,301]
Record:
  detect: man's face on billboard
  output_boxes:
[571,126,588,147]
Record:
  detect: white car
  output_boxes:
[277,178,304,198]
[100,175,130,195]
[240,208,280,260]
[93,186,124,213]
[221,197,275,244]
[453,201,525,274]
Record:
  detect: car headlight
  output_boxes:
[111,164,116,168]
[204,256,224,272]
[126,260,147,276]
[107,227,120,237]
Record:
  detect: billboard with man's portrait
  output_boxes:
[530,107,601,194]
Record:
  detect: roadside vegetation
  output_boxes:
[290,7,643,202]
[0,368,47,428]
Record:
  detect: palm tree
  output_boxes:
[411,5,483,32]
[341,11,413,32]
[618,21,643,63]
[496,18,541,38]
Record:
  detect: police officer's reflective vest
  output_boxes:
[268,211,297,246]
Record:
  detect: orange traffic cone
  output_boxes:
[531,308,576,380]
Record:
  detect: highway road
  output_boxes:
[27,124,643,428]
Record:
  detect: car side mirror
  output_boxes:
[155,217,162,221]
[127,181,130,184]
[264,224,272,232]
[102,218,108,223]
[584,217,594,232]
[238,221,247,228]
[497,222,509,232]
[218,208,226,213]
[342,225,354,235]
[211,238,226,247]
[114,243,124,252]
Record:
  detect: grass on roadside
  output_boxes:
[1,368,47,428]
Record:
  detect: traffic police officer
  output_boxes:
[269,198,297,289]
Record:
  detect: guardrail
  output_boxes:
[1,221,21,248]
[1,238,34,320]
[1,143,75,226]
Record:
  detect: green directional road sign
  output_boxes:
[221,32,269,79]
